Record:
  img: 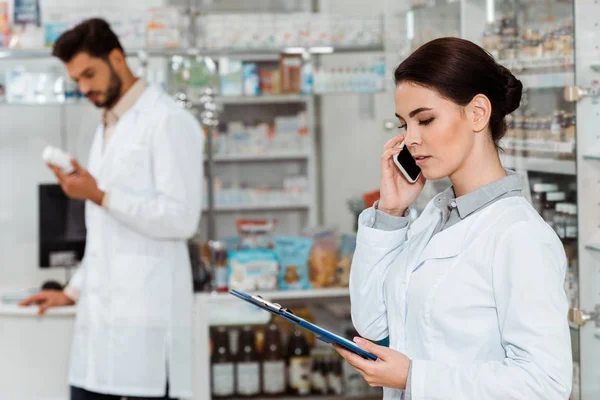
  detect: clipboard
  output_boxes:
[229,289,377,361]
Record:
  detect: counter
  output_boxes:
[0,297,75,400]
[0,288,350,400]
[0,290,209,400]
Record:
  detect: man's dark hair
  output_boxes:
[52,18,124,62]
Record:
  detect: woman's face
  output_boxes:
[394,82,476,181]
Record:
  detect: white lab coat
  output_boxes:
[351,196,572,400]
[67,86,203,398]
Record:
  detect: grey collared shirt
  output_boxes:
[365,170,523,399]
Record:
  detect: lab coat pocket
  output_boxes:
[111,145,152,193]
[111,254,170,325]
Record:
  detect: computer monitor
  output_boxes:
[38,184,86,268]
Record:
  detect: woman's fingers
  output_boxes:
[383,134,405,151]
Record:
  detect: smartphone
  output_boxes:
[393,144,421,183]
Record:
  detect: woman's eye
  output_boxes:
[398,124,407,130]
[419,118,434,126]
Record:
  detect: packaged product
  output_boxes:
[228,248,279,291]
[362,189,380,208]
[243,63,260,96]
[336,233,357,287]
[0,2,10,47]
[279,54,302,94]
[304,228,338,288]
[236,219,277,249]
[219,58,243,96]
[274,236,313,291]
[147,7,181,48]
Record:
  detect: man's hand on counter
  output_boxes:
[48,160,105,206]
[18,290,75,316]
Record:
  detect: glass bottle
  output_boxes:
[554,203,567,240]
[327,355,344,395]
[287,329,312,396]
[211,327,235,398]
[531,183,559,215]
[543,191,566,232]
[236,326,261,397]
[261,323,286,396]
[311,354,327,395]
[566,204,578,240]
[208,240,229,293]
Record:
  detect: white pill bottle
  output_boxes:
[41,146,75,174]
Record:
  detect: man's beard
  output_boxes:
[87,65,122,109]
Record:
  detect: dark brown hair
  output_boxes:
[52,18,124,63]
[394,37,522,147]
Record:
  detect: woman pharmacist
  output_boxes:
[334,37,572,400]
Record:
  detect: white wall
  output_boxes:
[317,0,390,232]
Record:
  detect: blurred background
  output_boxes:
[0,0,599,399]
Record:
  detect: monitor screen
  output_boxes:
[38,184,86,268]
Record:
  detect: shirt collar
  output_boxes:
[434,169,522,219]
[102,78,147,126]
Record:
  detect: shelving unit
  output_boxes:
[202,203,311,213]
[500,155,576,175]
[227,396,380,400]
[213,94,309,105]
[211,152,311,163]
[0,45,385,60]
[582,154,600,161]
[517,71,575,90]
[199,287,350,302]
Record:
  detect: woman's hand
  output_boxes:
[379,134,426,216]
[333,337,411,390]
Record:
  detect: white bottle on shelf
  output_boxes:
[41,146,75,174]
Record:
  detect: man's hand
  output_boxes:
[18,290,75,316]
[333,337,411,390]
[48,160,105,205]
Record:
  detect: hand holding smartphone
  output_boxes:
[393,143,422,183]
[378,135,426,216]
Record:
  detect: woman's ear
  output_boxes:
[468,94,492,133]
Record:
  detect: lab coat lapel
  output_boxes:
[415,216,469,267]
[94,86,156,177]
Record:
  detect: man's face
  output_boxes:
[65,52,122,108]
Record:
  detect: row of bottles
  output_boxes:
[313,58,386,94]
[211,323,377,398]
[530,182,577,240]
[528,176,578,309]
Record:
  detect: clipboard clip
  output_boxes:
[251,295,296,315]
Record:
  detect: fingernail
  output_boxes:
[354,337,363,344]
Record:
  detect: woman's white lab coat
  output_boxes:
[350,196,572,400]
[67,86,203,398]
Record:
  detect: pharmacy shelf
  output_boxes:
[0,45,385,60]
[198,287,350,302]
[202,203,311,212]
[228,396,380,400]
[517,71,575,89]
[497,55,574,71]
[584,244,600,253]
[0,101,88,106]
[210,152,311,162]
[500,138,575,154]
[500,155,576,175]
[583,154,600,161]
[214,94,309,104]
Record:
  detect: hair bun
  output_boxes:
[499,66,523,114]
